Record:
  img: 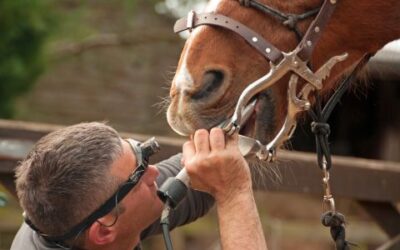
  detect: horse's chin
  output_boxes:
[169,124,191,136]
[166,107,192,136]
[167,114,258,138]
[167,104,226,136]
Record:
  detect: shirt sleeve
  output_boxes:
[140,153,215,239]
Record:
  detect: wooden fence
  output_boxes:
[1,119,399,248]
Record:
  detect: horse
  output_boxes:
[165,1,400,248]
[166,0,400,149]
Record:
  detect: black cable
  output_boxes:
[160,205,174,250]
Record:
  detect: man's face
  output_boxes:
[109,139,163,245]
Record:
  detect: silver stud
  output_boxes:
[330,0,336,4]
[265,48,271,53]
[314,26,320,33]
[307,40,312,47]
[304,102,311,110]
[252,37,258,42]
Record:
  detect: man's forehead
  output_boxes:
[110,139,137,178]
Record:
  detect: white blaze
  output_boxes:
[174,0,223,93]
[169,0,224,134]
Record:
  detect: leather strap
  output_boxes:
[298,0,338,61]
[174,0,339,65]
[174,12,284,64]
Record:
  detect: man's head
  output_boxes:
[16,122,162,249]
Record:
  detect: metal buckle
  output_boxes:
[187,10,196,32]
[322,161,336,212]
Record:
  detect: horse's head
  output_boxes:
[167,0,400,143]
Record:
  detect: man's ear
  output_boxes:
[87,218,117,245]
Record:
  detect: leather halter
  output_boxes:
[173,0,347,161]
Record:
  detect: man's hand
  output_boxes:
[182,128,251,205]
[182,128,268,250]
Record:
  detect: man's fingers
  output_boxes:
[210,128,225,151]
[193,129,210,154]
[182,141,195,165]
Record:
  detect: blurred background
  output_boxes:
[0,0,399,249]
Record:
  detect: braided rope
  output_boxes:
[321,212,350,250]
[239,0,251,7]
[238,0,320,40]
[309,63,367,249]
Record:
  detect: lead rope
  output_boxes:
[308,63,365,250]
[310,93,350,250]
[239,0,350,248]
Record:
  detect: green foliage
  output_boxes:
[0,0,54,118]
[0,192,7,207]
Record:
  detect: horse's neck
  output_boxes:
[310,0,400,92]
[334,1,400,54]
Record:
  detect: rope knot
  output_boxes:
[321,211,350,250]
[311,122,330,136]
[283,15,299,29]
[239,0,251,7]
[321,211,345,227]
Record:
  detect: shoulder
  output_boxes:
[156,153,182,170]
[11,223,37,250]
[155,153,182,184]
[11,223,59,250]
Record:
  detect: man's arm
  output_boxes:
[183,128,267,250]
[216,187,266,250]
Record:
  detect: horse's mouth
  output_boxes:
[238,109,257,136]
[167,90,275,142]
[226,90,276,144]
[221,98,258,136]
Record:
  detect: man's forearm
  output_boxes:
[216,188,267,250]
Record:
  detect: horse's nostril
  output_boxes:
[191,70,225,100]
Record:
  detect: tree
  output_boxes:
[0,0,53,118]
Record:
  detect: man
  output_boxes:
[11,122,266,249]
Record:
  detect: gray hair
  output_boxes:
[16,122,123,236]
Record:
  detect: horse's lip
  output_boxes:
[166,105,192,136]
[168,97,259,137]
